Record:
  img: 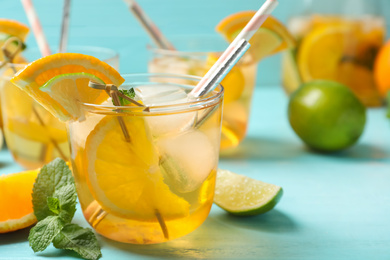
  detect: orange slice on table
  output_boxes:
[11,53,125,121]
[84,116,190,221]
[0,169,39,233]
[216,11,296,62]
[297,24,383,107]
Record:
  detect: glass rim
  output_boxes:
[147,34,228,58]
[81,73,224,115]
[5,45,119,67]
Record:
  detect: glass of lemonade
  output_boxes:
[282,0,385,107]
[0,46,119,169]
[67,73,223,244]
[148,35,257,152]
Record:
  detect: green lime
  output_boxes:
[214,169,283,216]
[288,80,366,152]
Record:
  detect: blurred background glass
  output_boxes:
[282,0,386,107]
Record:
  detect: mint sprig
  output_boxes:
[29,158,101,260]
[116,88,136,106]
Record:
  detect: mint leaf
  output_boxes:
[32,158,74,221]
[116,88,135,106]
[53,224,102,260]
[47,197,60,215]
[28,216,65,252]
[54,184,77,223]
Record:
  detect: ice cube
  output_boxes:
[157,130,218,193]
[135,85,196,137]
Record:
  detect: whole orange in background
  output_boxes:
[374,40,390,97]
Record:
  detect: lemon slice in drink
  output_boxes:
[85,116,190,221]
[0,19,29,62]
[214,169,283,216]
[11,53,124,121]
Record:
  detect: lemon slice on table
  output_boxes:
[214,169,283,216]
[216,11,296,62]
[0,169,39,233]
[85,116,190,221]
[11,53,124,121]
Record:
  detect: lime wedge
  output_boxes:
[214,169,283,216]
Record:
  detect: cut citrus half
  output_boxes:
[0,169,39,233]
[40,72,106,119]
[85,116,190,221]
[0,19,29,41]
[214,169,283,216]
[216,11,296,62]
[206,53,245,103]
[11,53,124,121]
[0,19,29,62]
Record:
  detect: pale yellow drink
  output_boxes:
[67,74,223,244]
[0,64,69,169]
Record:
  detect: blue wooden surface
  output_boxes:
[1,0,390,259]
[1,86,390,259]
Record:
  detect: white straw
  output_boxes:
[21,0,51,57]
[123,0,175,50]
[188,0,278,98]
[58,0,71,53]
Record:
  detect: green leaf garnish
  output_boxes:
[53,224,102,260]
[28,216,65,252]
[29,158,102,260]
[32,158,74,221]
[116,88,136,106]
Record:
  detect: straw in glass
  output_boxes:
[21,0,52,57]
[58,0,71,53]
[188,0,279,99]
[123,0,175,50]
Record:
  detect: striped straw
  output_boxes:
[58,0,71,53]
[188,0,278,99]
[21,0,51,57]
[123,0,175,50]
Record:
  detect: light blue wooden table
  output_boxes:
[1,86,390,259]
[1,0,390,259]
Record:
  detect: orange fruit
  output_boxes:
[374,40,390,97]
[0,169,39,233]
[216,11,296,62]
[85,116,190,221]
[11,53,125,121]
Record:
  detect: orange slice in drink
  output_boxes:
[0,169,39,233]
[85,116,190,221]
[216,11,296,62]
[297,24,382,106]
[11,53,124,121]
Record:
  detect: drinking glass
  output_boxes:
[281,0,385,107]
[148,35,258,153]
[0,46,119,169]
[67,73,223,244]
